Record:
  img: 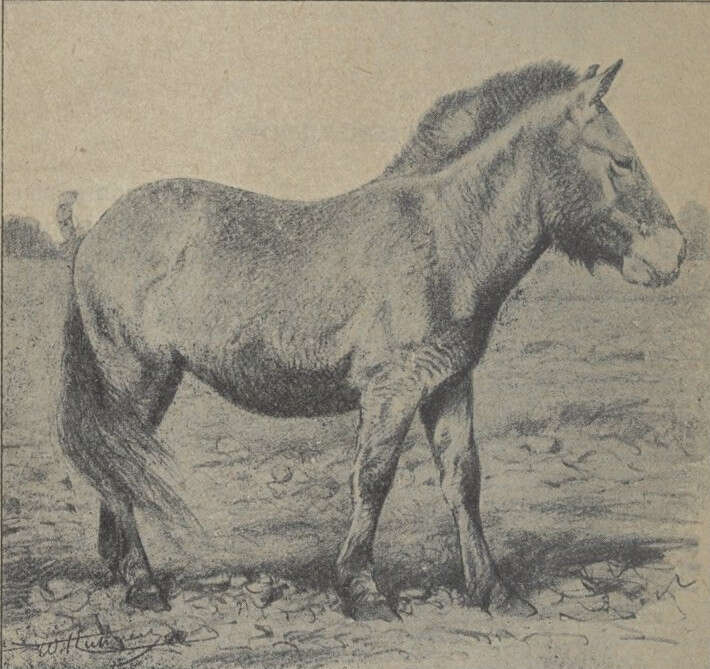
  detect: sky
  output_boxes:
[3,2,709,240]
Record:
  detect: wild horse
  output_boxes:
[59,60,685,620]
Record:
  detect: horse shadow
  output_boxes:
[219,528,695,606]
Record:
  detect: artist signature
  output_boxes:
[5,621,219,666]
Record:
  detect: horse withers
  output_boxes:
[58,60,685,620]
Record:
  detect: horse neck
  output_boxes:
[431,130,550,316]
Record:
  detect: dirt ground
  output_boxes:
[2,254,709,668]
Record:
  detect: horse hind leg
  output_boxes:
[99,499,165,610]
[96,360,183,560]
[59,284,193,612]
[95,360,185,610]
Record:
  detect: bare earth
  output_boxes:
[2,254,709,668]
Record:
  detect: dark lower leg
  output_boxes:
[99,498,168,611]
[98,501,121,568]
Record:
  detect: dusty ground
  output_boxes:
[2,254,709,668]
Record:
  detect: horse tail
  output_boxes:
[57,281,196,527]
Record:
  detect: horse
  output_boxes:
[58,60,685,620]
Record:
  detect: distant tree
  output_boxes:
[678,201,709,260]
[2,215,60,259]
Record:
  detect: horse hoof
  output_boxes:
[126,582,170,612]
[344,594,400,622]
[487,589,537,618]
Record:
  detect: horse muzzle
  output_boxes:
[621,226,686,287]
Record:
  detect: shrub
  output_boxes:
[2,216,60,259]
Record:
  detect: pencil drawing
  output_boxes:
[55,60,684,622]
[4,29,708,665]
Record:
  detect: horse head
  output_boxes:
[544,60,685,287]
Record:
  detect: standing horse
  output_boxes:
[58,60,685,620]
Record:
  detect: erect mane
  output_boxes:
[382,61,581,179]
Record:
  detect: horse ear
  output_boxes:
[567,59,623,125]
[583,64,600,80]
[592,59,623,103]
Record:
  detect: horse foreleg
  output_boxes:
[420,372,536,617]
[336,375,421,620]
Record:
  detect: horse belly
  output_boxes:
[190,341,360,418]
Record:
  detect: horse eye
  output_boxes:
[611,155,634,172]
